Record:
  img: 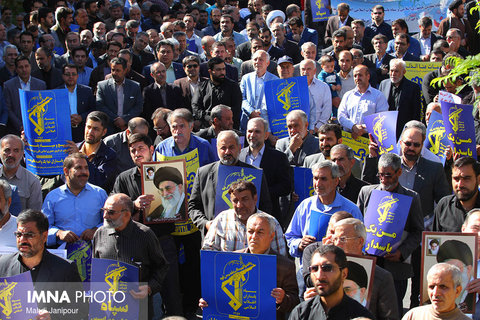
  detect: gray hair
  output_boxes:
[389,58,406,70]
[0,134,25,152]
[427,263,462,288]
[247,117,269,132]
[463,209,480,229]
[252,49,270,62]
[378,153,401,171]
[403,120,427,140]
[247,212,276,235]
[335,218,367,241]
[311,160,341,179]
[217,130,240,145]
[211,104,231,121]
[301,41,316,52]
[4,44,18,56]
[167,108,194,125]
[300,58,316,70]
[331,144,354,160]
[0,179,12,202]
[286,109,308,125]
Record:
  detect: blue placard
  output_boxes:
[311,0,330,22]
[201,250,276,320]
[364,111,399,155]
[424,110,449,165]
[215,165,263,216]
[440,101,477,159]
[70,24,79,33]
[20,89,72,175]
[308,210,331,240]
[0,272,37,320]
[89,258,139,319]
[52,46,65,56]
[364,190,412,256]
[66,240,92,283]
[293,167,314,207]
[265,77,310,139]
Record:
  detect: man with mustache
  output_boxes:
[0,134,42,211]
[42,153,107,247]
[189,130,272,234]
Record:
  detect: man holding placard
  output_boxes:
[358,153,424,316]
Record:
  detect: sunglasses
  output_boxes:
[309,264,341,273]
[402,141,421,148]
[14,231,38,239]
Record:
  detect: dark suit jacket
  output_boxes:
[357,184,424,280]
[364,53,394,83]
[379,77,422,139]
[96,77,143,133]
[142,82,183,117]
[89,62,109,94]
[240,60,278,78]
[401,52,420,62]
[361,156,451,220]
[199,62,238,82]
[422,68,441,105]
[325,15,355,46]
[412,32,442,53]
[236,41,252,62]
[143,61,186,84]
[239,146,293,221]
[174,76,208,110]
[286,27,318,47]
[32,67,64,89]
[188,160,272,234]
[56,84,96,142]
[238,248,299,320]
[5,76,46,133]
[274,39,303,64]
[266,45,284,61]
[276,132,320,166]
[301,242,398,320]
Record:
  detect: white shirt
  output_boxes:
[245,144,265,168]
[0,214,17,248]
[20,76,31,91]
[308,78,332,130]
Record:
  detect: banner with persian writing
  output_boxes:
[364,190,412,256]
[20,89,72,175]
[424,110,449,165]
[341,131,369,162]
[311,0,330,22]
[440,101,476,159]
[0,272,37,320]
[364,111,399,155]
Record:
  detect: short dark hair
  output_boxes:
[392,19,408,32]
[20,31,34,42]
[128,133,153,148]
[63,152,88,170]
[15,55,30,68]
[72,45,88,57]
[371,34,388,44]
[318,123,342,140]
[453,156,480,176]
[419,16,432,28]
[110,57,127,69]
[207,57,224,70]
[182,55,200,66]
[17,209,49,234]
[156,39,175,53]
[106,40,122,50]
[221,14,234,24]
[62,63,78,73]
[287,16,303,27]
[86,111,109,129]
[38,7,53,22]
[332,29,346,40]
[228,180,257,197]
[312,244,347,269]
[396,33,410,44]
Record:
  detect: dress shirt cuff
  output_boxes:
[48,227,60,247]
[289,238,302,258]
[340,118,355,132]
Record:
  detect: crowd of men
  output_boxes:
[0,0,480,319]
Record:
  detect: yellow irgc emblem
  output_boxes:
[105,264,127,292]
[377,195,399,225]
[428,120,448,155]
[28,94,52,135]
[220,256,256,311]
[448,106,464,133]
[221,169,256,208]
[276,81,296,111]
[373,114,394,154]
[0,280,17,318]
[68,243,91,281]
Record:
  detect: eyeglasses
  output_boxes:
[332,236,359,243]
[186,64,199,69]
[309,264,342,273]
[153,124,169,132]
[101,208,127,216]
[377,172,395,178]
[14,231,39,239]
[402,141,421,148]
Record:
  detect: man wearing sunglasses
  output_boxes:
[358,153,424,317]
[290,244,373,319]
[362,120,450,309]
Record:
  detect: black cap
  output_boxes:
[449,0,463,11]
[346,261,368,288]
[153,166,183,188]
[436,239,473,266]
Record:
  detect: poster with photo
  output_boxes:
[421,232,477,314]
[345,254,376,309]
[141,160,187,224]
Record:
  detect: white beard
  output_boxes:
[160,187,184,218]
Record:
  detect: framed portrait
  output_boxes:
[141,160,188,224]
[420,231,478,314]
[345,254,376,309]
